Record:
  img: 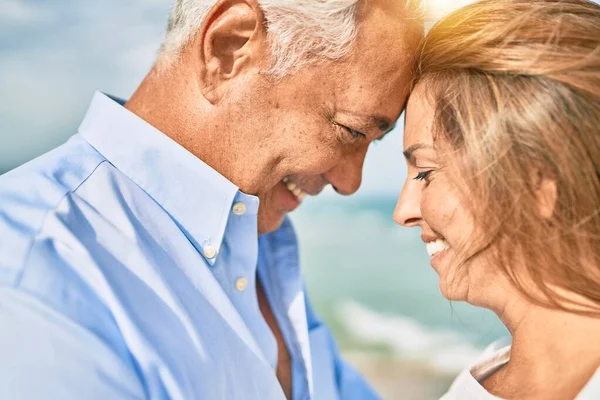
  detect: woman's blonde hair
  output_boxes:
[414,0,600,313]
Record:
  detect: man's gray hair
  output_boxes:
[160,0,361,77]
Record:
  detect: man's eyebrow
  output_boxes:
[403,143,434,160]
[374,127,397,142]
[369,115,394,132]
[340,110,394,132]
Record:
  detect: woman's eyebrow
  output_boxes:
[403,143,434,160]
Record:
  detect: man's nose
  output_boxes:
[394,180,423,227]
[323,147,367,196]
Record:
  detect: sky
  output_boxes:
[0,1,172,175]
[2,0,596,195]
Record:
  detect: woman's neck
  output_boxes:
[482,292,600,399]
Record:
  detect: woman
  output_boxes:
[395,0,600,398]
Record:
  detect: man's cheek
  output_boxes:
[308,151,342,175]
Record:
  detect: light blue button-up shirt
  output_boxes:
[0,92,379,400]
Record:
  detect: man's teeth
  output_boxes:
[284,180,307,200]
[426,239,450,257]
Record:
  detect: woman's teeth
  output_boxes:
[426,239,450,257]
[282,178,307,200]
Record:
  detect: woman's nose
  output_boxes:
[394,181,423,227]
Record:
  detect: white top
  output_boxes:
[441,338,600,399]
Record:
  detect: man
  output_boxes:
[0,0,422,398]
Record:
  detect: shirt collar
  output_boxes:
[78,91,259,264]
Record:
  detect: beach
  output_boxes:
[346,353,455,399]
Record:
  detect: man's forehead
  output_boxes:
[310,1,423,126]
[357,0,423,38]
[349,7,423,81]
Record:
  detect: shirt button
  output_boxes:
[235,277,248,292]
[203,245,217,259]
[232,202,247,216]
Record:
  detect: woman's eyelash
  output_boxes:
[414,170,433,181]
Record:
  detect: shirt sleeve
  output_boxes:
[0,287,146,400]
[304,292,382,400]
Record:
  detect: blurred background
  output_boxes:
[0,1,515,398]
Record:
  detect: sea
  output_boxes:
[290,194,509,399]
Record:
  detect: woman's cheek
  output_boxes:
[421,180,465,235]
[420,181,448,226]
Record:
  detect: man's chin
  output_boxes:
[258,213,287,235]
[258,181,305,234]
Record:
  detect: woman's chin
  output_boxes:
[430,249,468,301]
[438,280,468,302]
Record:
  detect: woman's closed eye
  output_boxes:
[414,170,434,183]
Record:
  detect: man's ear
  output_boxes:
[197,0,267,103]
[533,169,558,220]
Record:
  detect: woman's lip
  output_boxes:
[430,247,451,270]
[421,233,441,243]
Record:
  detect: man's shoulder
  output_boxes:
[0,134,106,284]
[0,135,136,366]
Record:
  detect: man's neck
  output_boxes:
[124,68,265,195]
